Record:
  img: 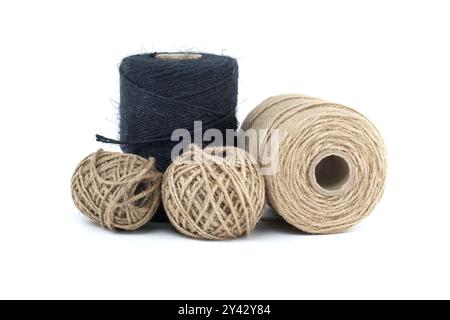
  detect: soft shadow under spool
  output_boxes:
[241,94,387,234]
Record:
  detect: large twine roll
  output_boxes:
[71,149,162,231]
[241,95,387,234]
[162,144,265,240]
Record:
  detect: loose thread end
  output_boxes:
[96,134,121,144]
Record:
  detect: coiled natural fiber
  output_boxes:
[162,144,265,240]
[241,94,387,234]
[71,149,162,231]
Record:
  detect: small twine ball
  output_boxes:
[71,149,162,231]
[162,144,265,240]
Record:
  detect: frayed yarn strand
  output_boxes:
[162,144,265,240]
[241,95,387,234]
[71,149,162,231]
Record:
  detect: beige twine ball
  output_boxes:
[71,149,162,231]
[162,144,265,240]
[241,94,387,234]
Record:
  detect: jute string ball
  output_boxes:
[71,149,162,231]
[241,94,387,234]
[162,144,265,240]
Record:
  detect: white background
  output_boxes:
[0,0,449,300]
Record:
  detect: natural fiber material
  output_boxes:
[241,94,387,234]
[71,149,162,231]
[162,144,265,240]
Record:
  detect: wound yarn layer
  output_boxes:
[241,94,387,234]
[117,52,238,172]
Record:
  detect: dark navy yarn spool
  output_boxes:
[97,52,239,222]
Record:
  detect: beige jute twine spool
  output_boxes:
[162,144,265,240]
[241,94,387,234]
[71,149,162,231]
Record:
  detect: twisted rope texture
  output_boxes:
[162,144,265,240]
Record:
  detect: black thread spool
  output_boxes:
[97,52,239,222]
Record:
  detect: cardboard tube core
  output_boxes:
[309,151,353,196]
[155,53,202,61]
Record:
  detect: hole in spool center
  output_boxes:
[155,53,202,61]
[314,155,350,191]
